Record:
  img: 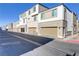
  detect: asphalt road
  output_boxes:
[1,29,79,56]
[0,30,52,56]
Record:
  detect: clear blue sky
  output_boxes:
[0,3,79,27]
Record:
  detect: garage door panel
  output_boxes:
[28,27,37,34]
[40,27,57,37]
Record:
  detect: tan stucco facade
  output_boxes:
[27,21,38,35]
[28,27,37,35]
[39,27,57,37]
[38,20,66,38]
[17,25,25,32]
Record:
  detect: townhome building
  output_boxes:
[18,3,48,34]
[6,3,78,39]
[37,4,77,38]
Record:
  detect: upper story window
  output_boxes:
[23,18,25,23]
[52,9,57,17]
[41,9,57,19]
[41,13,44,19]
[33,7,36,12]
[28,18,30,20]
[41,9,57,20]
[64,8,67,19]
[34,16,37,21]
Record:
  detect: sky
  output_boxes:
[0,3,79,27]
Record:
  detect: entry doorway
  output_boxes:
[21,28,25,32]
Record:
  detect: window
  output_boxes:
[52,9,57,17]
[34,16,37,21]
[41,13,44,19]
[23,19,25,23]
[64,8,67,20]
[28,18,30,20]
[41,9,57,20]
[33,7,36,12]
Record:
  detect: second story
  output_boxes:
[38,4,65,22]
[38,4,77,24]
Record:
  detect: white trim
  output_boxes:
[38,19,64,23]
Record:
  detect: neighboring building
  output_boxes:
[13,21,19,32]
[5,21,19,32]
[6,23,13,31]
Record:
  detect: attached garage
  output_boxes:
[28,27,37,34]
[40,27,58,37]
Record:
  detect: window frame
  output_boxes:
[34,15,37,21]
[33,7,36,12]
[23,18,25,23]
[41,13,44,20]
[41,8,57,20]
[52,9,57,17]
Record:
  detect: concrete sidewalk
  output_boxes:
[20,40,67,56]
[21,39,79,56]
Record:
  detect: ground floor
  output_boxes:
[17,24,38,35]
[38,20,66,38]
[9,20,78,39]
[16,20,66,38]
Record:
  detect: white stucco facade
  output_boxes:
[38,5,64,22]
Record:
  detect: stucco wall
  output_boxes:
[38,20,63,27]
[38,5,64,22]
[39,4,48,12]
[38,20,64,38]
[73,13,77,33]
[65,8,73,32]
